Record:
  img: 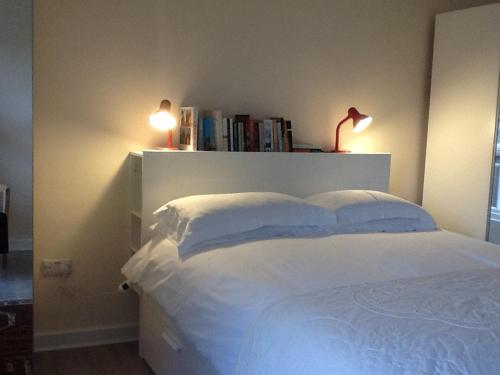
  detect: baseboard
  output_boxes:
[9,238,33,251]
[34,324,138,352]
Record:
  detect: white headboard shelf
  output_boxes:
[129,150,391,249]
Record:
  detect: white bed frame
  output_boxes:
[131,150,391,374]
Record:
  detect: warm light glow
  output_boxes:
[347,134,377,153]
[149,111,176,131]
[353,116,372,133]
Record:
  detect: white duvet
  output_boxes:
[122,231,500,374]
[236,268,500,375]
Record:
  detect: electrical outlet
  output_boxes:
[41,259,72,277]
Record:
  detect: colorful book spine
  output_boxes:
[183,109,294,152]
[202,116,216,151]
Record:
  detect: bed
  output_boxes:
[125,151,500,375]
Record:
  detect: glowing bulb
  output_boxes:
[149,111,176,131]
[353,116,372,133]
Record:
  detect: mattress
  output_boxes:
[122,230,500,374]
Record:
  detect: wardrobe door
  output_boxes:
[423,4,500,240]
[487,88,500,244]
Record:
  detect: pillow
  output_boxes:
[306,190,436,233]
[154,192,338,257]
[156,223,334,259]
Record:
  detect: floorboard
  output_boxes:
[33,342,153,375]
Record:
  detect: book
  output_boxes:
[258,121,265,152]
[293,143,323,152]
[202,116,216,151]
[209,110,223,151]
[254,121,261,152]
[179,107,198,151]
[228,118,234,151]
[229,118,234,151]
[184,109,294,153]
[272,119,279,151]
[286,120,293,152]
[235,115,249,152]
[245,118,259,152]
[232,119,239,151]
[197,115,204,150]
[283,123,289,152]
[238,122,245,151]
[222,117,230,151]
[272,117,285,152]
[278,118,286,152]
[263,119,273,152]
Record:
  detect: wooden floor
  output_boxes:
[33,342,154,375]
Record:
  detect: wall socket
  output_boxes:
[41,259,72,277]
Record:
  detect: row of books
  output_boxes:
[179,107,294,152]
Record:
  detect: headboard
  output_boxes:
[130,151,391,247]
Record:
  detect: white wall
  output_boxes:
[0,0,32,250]
[34,0,498,335]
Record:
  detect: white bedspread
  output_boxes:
[122,231,500,374]
[236,267,500,375]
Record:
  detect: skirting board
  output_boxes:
[34,324,138,352]
[9,238,33,251]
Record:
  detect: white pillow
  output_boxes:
[306,190,436,233]
[154,192,338,257]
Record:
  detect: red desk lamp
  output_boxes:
[150,99,177,149]
[333,107,372,153]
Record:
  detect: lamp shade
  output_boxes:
[348,107,372,133]
[150,99,177,149]
[149,100,176,131]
